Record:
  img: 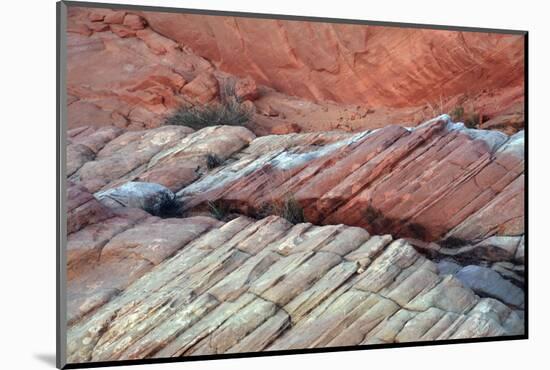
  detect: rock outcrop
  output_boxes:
[66,211,523,363]
[67,124,256,193]
[67,115,524,245]
[64,5,526,364]
[140,11,524,109]
[177,116,524,244]
[66,6,525,135]
[96,182,178,216]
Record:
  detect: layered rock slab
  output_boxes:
[68,124,256,194]
[66,214,523,363]
[67,116,524,247]
[178,115,524,243]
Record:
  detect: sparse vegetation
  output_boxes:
[439,236,470,249]
[408,222,427,240]
[165,100,252,130]
[449,106,465,122]
[206,153,224,169]
[260,195,306,224]
[220,78,241,104]
[364,204,428,240]
[464,112,480,129]
[364,205,383,224]
[166,78,252,130]
[207,200,231,220]
[149,195,182,218]
[279,196,306,224]
[449,105,481,128]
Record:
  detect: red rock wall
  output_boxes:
[140,11,525,107]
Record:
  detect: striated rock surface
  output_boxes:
[66,213,523,362]
[140,11,524,109]
[66,6,525,135]
[64,6,526,363]
[66,115,524,245]
[65,115,524,362]
[177,115,524,243]
[68,124,256,193]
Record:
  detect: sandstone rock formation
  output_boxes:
[67,210,523,362]
[66,7,525,135]
[67,114,524,247]
[64,5,526,364]
[176,116,524,244]
[140,11,524,109]
[65,116,525,362]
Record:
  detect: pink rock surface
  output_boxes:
[66,7,525,135]
[140,10,524,110]
[63,7,525,360]
[178,117,524,243]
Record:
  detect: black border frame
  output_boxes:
[56,1,528,369]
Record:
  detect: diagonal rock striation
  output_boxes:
[176,115,524,244]
[67,115,524,248]
[66,210,523,363]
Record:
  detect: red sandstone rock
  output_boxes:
[67,22,92,36]
[67,182,113,234]
[103,11,126,24]
[66,214,524,360]
[135,28,173,55]
[234,76,259,102]
[123,14,146,30]
[87,22,110,32]
[177,118,524,243]
[181,72,219,104]
[139,11,524,110]
[88,12,105,22]
[66,7,525,134]
[63,8,525,359]
[110,24,136,38]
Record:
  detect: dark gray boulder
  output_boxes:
[95,181,180,217]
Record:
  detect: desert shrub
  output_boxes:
[449,105,480,128]
[150,195,182,218]
[207,200,231,221]
[439,236,469,248]
[408,222,428,240]
[364,205,383,223]
[463,113,480,129]
[259,196,306,224]
[165,100,251,130]
[450,106,465,122]
[206,153,224,169]
[279,196,306,224]
[220,78,240,104]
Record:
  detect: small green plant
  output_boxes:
[260,195,305,224]
[207,200,231,220]
[165,100,251,130]
[280,196,306,224]
[463,113,480,129]
[206,153,224,169]
[449,105,480,128]
[449,106,465,122]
